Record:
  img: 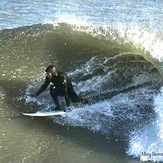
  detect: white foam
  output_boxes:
[56,100,114,132]
[68,56,116,93]
[118,25,163,62]
[127,87,163,162]
[45,14,91,27]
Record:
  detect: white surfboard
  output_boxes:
[22,110,66,117]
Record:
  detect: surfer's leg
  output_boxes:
[50,87,60,110]
[64,92,70,107]
[68,87,88,104]
[68,87,80,103]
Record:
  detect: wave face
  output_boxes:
[5,23,160,162]
[1,1,163,162]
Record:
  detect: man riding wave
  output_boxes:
[35,65,81,110]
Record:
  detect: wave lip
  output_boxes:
[1,22,163,76]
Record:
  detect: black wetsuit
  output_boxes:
[35,71,80,109]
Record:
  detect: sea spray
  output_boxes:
[127,87,163,162]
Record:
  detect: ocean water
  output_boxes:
[1,0,163,162]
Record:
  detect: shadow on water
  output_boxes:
[0,78,133,162]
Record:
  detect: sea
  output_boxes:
[0,0,163,162]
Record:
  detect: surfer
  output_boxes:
[35,65,81,110]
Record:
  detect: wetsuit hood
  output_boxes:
[45,65,56,73]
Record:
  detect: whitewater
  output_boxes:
[1,0,163,162]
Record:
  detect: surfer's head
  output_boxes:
[45,65,57,78]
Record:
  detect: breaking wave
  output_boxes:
[1,22,163,162]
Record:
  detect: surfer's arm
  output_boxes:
[35,77,50,96]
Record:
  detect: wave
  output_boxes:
[24,54,162,159]
[1,22,163,74]
[1,22,163,162]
